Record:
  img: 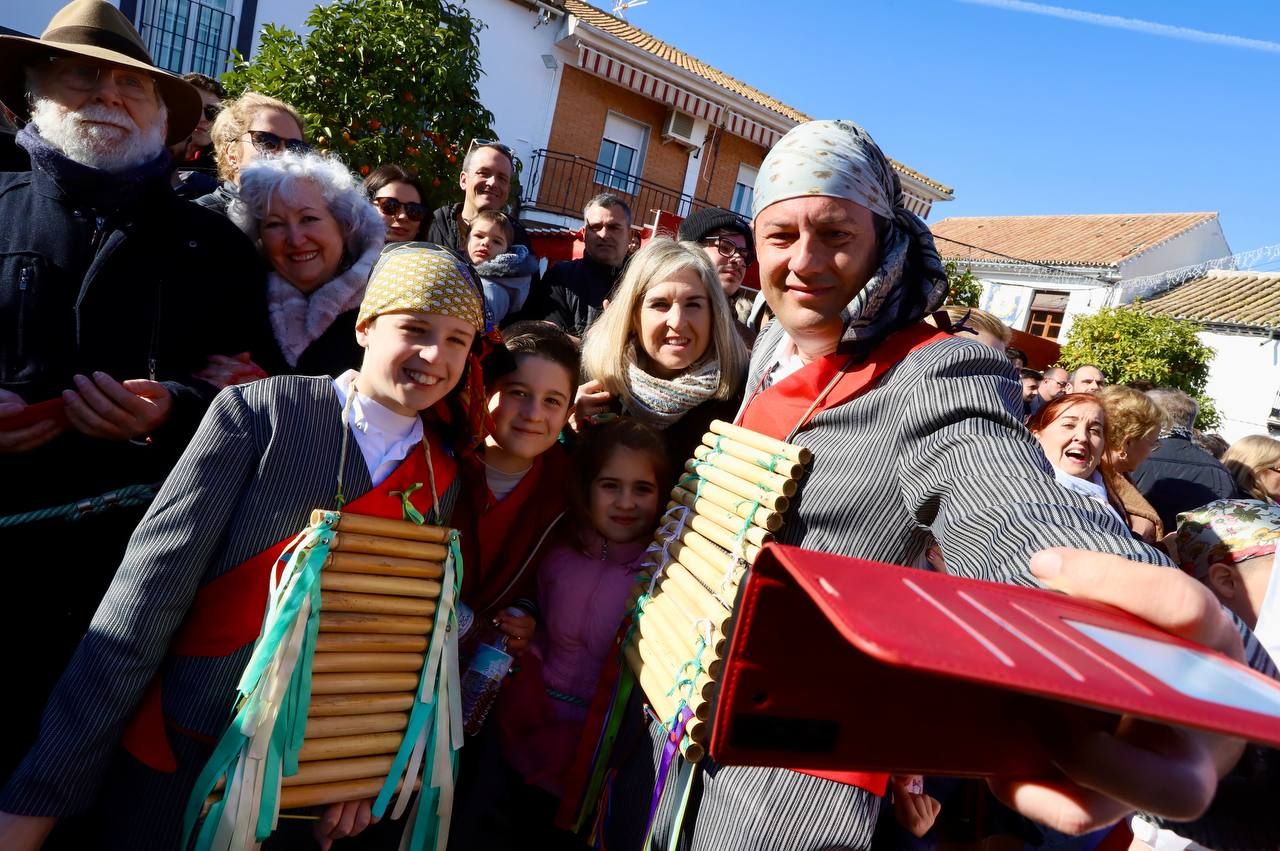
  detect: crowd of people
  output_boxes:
[1,2,1278,850]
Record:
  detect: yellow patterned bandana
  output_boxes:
[356,242,485,331]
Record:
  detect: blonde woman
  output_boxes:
[1096,385,1167,542]
[196,91,308,215]
[925,305,1012,352]
[577,238,748,459]
[1222,434,1280,503]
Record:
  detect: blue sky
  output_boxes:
[618,0,1280,265]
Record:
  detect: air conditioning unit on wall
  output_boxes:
[662,110,699,148]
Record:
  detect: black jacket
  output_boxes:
[526,255,623,336]
[1132,434,1238,529]
[0,162,266,514]
[194,180,238,217]
[426,201,532,258]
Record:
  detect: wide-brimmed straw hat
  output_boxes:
[0,0,201,145]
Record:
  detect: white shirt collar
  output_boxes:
[333,370,424,487]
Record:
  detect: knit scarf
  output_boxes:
[625,351,721,429]
[269,240,381,367]
[18,123,171,212]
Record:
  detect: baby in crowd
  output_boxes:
[467,210,539,324]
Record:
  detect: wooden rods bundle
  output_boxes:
[623,643,708,745]
[700,432,805,480]
[670,487,780,537]
[314,633,428,654]
[311,652,425,673]
[318,612,433,635]
[304,712,408,740]
[684,460,788,511]
[308,693,416,716]
[311,672,419,695]
[320,591,436,618]
[281,755,395,787]
[672,481,785,530]
[312,511,451,543]
[678,529,740,577]
[642,592,727,664]
[329,531,447,563]
[297,731,404,762]
[668,540,743,603]
[633,632,716,709]
[693,445,797,498]
[323,552,443,580]
[663,562,732,627]
[279,776,419,811]
[709,420,812,465]
[670,507,766,561]
[320,572,442,599]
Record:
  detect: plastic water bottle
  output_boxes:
[459,610,516,735]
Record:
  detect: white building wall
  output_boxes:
[1115,220,1233,302]
[1199,331,1280,444]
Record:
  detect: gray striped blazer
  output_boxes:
[635,322,1272,851]
[0,376,459,847]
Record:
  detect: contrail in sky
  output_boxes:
[958,0,1280,54]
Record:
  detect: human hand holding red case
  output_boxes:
[710,544,1280,776]
[0,397,68,431]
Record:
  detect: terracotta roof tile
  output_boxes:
[930,213,1218,268]
[1141,270,1280,330]
[562,0,952,196]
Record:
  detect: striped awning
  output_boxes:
[575,43,782,147]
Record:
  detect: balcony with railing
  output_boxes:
[136,0,235,78]
[520,149,710,224]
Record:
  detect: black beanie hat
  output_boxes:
[677,207,752,244]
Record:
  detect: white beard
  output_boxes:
[30,96,168,173]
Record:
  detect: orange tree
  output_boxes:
[221,0,495,209]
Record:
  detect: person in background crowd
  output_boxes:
[678,207,758,346]
[1027,393,1123,523]
[1070,363,1106,393]
[1031,365,1070,416]
[196,151,385,387]
[1177,499,1280,634]
[427,138,531,257]
[1019,368,1042,418]
[1006,346,1027,369]
[1133,388,1237,530]
[926,305,1011,352]
[0,243,493,851]
[167,72,223,200]
[0,0,264,793]
[1222,434,1280,504]
[1194,430,1230,460]
[197,90,307,215]
[577,238,747,460]
[1096,385,1167,543]
[362,163,427,243]
[604,119,1264,851]
[533,193,634,336]
[468,209,539,325]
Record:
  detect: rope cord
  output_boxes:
[0,482,160,529]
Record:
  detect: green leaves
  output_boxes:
[1059,304,1221,430]
[220,0,495,208]
[944,261,983,308]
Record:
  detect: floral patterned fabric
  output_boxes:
[1175,498,1280,577]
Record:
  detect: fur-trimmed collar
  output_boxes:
[268,238,381,367]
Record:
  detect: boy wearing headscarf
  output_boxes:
[600,121,1273,851]
[0,244,492,850]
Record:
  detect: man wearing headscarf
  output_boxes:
[609,121,1268,851]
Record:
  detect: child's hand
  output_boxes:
[313,798,378,850]
[890,775,940,838]
[494,610,535,656]
[572,379,613,428]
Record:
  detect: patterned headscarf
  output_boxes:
[1175,499,1280,578]
[752,119,949,345]
[358,242,498,453]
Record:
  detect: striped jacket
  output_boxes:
[0,376,459,847]
[633,322,1273,851]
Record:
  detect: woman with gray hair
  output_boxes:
[198,151,385,385]
[601,120,1273,851]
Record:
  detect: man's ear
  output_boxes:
[1207,561,1238,600]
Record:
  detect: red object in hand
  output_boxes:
[0,397,68,430]
[711,544,1280,776]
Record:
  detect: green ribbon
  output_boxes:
[392,482,426,525]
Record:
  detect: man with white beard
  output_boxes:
[0,0,266,801]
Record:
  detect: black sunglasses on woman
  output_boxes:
[372,197,427,222]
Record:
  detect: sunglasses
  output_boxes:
[202,104,222,122]
[467,138,515,165]
[242,130,310,155]
[700,236,753,263]
[372,196,427,222]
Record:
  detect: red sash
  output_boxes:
[738,323,950,796]
[120,440,456,772]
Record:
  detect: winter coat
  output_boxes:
[1132,434,1238,530]
[425,201,532,259]
[474,244,539,324]
[193,180,238,216]
[528,255,623,336]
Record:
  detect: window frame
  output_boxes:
[594,111,649,196]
